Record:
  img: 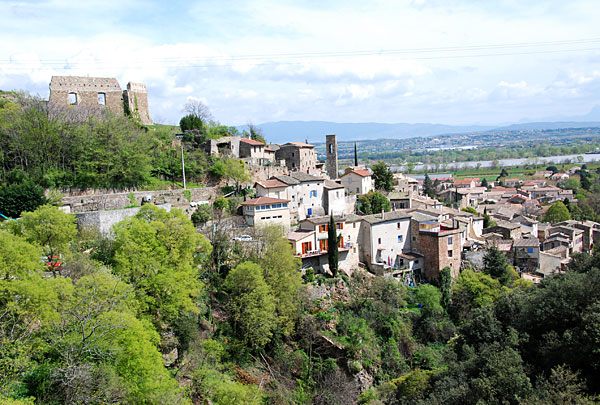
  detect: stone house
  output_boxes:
[360,211,414,272]
[483,220,523,240]
[340,168,374,195]
[240,138,269,160]
[544,225,584,255]
[240,197,291,230]
[388,192,412,210]
[275,142,318,173]
[415,225,462,280]
[453,178,479,188]
[204,136,241,157]
[513,238,540,271]
[394,173,419,196]
[323,180,347,216]
[291,214,362,274]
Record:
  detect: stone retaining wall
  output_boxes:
[75,204,171,235]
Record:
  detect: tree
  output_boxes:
[183,99,213,122]
[191,204,211,226]
[245,122,266,144]
[547,165,559,174]
[481,178,489,189]
[439,266,452,309]
[258,225,302,337]
[448,269,503,322]
[179,114,205,132]
[371,161,394,191]
[16,205,77,276]
[499,168,509,178]
[544,201,571,223]
[563,177,581,191]
[112,205,209,325]
[0,230,43,280]
[354,143,358,166]
[483,245,514,285]
[357,191,391,215]
[327,215,339,277]
[423,173,435,198]
[224,158,251,193]
[462,207,478,215]
[224,261,277,349]
[0,180,48,218]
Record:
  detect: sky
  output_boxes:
[1,0,600,126]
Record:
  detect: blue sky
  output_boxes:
[1,0,600,126]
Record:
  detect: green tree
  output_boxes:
[0,230,44,280]
[423,173,435,198]
[0,180,48,218]
[357,191,391,215]
[224,261,277,349]
[483,245,514,285]
[448,269,504,322]
[327,214,339,277]
[371,161,394,191]
[544,201,571,223]
[112,205,209,325]
[223,158,251,193]
[563,177,581,191]
[258,225,302,337]
[16,205,77,276]
[481,177,489,189]
[191,204,211,226]
[439,266,452,309]
[179,114,205,132]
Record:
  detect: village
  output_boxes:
[58,122,592,286]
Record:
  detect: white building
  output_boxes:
[323,180,346,216]
[360,211,413,270]
[241,197,291,230]
[340,168,374,195]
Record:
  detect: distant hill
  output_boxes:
[488,121,600,132]
[244,121,496,144]
[241,119,600,144]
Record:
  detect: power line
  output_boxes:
[1,37,598,70]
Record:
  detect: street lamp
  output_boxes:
[175,133,187,190]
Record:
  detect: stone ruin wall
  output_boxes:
[61,187,219,217]
[49,76,124,115]
[125,82,152,125]
[48,76,152,125]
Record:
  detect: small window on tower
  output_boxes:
[97,93,106,105]
[329,144,333,153]
[68,93,77,105]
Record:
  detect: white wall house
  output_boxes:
[323,180,346,216]
[340,168,374,195]
[241,197,291,230]
[360,211,413,269]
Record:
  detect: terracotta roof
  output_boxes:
[255,179,287,189]
[341,169,371,178]
[264,147,275,152]
[284,142,314,148]
[287,230,314,241]
[240,138,265,146]
[454,177,479,185]
[241,197,290,206]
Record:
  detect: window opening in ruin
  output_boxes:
[329,144,333,153]
[68,93,77,105]
[98,93,106,105]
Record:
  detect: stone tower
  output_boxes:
[326,134,338,179]
[124,82,152,125]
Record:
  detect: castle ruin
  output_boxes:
[49,76,152,125]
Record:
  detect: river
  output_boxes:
[390,152,600,172]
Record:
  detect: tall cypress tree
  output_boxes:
[354,143,358,166]
[327,214,339,277]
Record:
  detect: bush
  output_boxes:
[0,181,48,218]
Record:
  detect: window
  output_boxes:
[275,191,280,198]
[448,236,453,245]
[307,208,312,216]
[329,144,333,153]
[412,236,416,241]
[527,248,534,253]
[97,93,106,105]
[397,235,403,243]
[68,92,77,105]
[319,224,328,232]
[302,241,312,254]
[397,223,401,229]
[448,250,453,258]
[336,222,343,230]
[356,187,360,193]
[378,238,381,244]
[319,239,328,251]
[353,223,356,228]
[283,202,288,207]
[292,152,295,157]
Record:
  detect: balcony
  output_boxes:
[295,245,351,258]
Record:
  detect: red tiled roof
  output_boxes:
[255,179,287,189]
[241,197,290,206]
[240,138,265,146]
[454,178,479,185]
[341,169,371,178]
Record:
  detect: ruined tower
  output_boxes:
[124,82,152,126]
[326,134,338,179]
[48,76,152,125]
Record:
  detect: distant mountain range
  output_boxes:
[239,106,600,144]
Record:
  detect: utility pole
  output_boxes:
[175,134,187,189]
